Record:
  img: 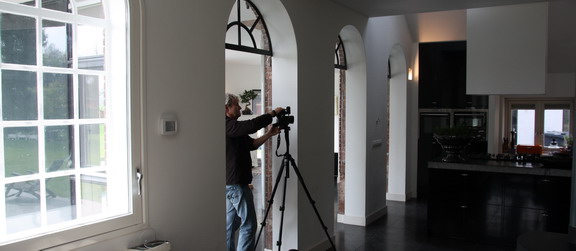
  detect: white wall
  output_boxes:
[60,0,371,250]
[387,44,408,202]
[225,63,262,96]
[141,1,231,250]
[406,10,466,43]
[13,0,576,250]
[364,15,414,217]
[467,2,548,95]
[339,25,368,226]
[272,1,367,248]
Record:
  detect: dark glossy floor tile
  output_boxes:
[334,200,515,251]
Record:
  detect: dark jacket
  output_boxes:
[226,114,272,185]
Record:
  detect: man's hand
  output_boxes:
[253,125,281,148]
[269,107,285,117]
[266,125,281,137]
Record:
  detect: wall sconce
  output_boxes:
[408,68,413,80]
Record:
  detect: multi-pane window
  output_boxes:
[506,99,573,149]
[0,0,135,247]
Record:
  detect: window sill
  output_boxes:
[42,223,150,251]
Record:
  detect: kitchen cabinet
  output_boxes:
[428,169,503,242]
[428,166,570,246]
[418,41,488,109]
[502,175,571,238]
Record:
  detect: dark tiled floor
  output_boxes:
[334,200,516,251]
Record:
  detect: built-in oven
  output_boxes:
[419,112,450,139]
[453,111,487,139]
[419,109,487,138]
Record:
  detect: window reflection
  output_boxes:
[81,174,106,217]
[543,104,571,147]
[512,108,535,146]
[76,0,105,18]
[4,127,39,177]
[47,175,76,225]
[44,73,73,119]
[79,75,105,118]
[45,126,74,172]
[78,25,105,70]
[5,180,41,234]
[80,124,106,168]
[42,0,71,13]
[1,13,36,65]
[2,70,37,121]
[42,20,72,68]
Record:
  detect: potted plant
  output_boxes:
[433,126,477,162]
[239,89,258,115]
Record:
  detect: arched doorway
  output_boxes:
[335,26,369,226]
[224,0,297,249]
[334,35,347,221]
[225,0,273,249]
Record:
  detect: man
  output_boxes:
[225,93,284,251]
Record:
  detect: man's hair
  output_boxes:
[225,93,239,106]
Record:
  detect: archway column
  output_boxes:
[387,44,409,202]
[337,26,369,226]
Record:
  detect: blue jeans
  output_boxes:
[226,184,257,251]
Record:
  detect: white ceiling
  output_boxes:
[331,0,575,74]
[329,0,548,17]
[226,49,262,66]
[226,0,575,74]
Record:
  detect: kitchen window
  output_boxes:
[504,99,573,151]
[0,0,142,249]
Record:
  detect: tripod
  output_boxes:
[255,125,336,251]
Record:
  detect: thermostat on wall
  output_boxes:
[160,113,178,136]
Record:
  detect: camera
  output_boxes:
[273,106,294,129]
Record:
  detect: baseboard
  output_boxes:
[386,192,411,201]
[337,206,388,227]
[337,213,366,226]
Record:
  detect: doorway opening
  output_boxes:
[225,0,274,248]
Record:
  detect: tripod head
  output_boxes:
[272,106,294,130]
[275,124,291,157]
[273,106,294,157]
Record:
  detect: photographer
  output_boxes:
[225,93,283,251]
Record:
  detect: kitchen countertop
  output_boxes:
[429,159,572,177]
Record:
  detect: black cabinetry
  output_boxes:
[419,41,487,109]
[502,174,571,241]
[428,169,503,242]
[428,168,571,246]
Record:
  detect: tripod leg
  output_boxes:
[255,155,286,249]
[276,158,290,251]
[288,156,337,251]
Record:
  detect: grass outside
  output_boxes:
[4,126,106,201]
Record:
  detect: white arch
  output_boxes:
[387,44,409,201]
[337,25,369,226]
[251,0,298,248]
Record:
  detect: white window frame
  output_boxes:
[0,0,144,250]
[504,97,574,147]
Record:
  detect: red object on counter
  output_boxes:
[516,145,543,155]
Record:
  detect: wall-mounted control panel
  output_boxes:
[160,113,178,136]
